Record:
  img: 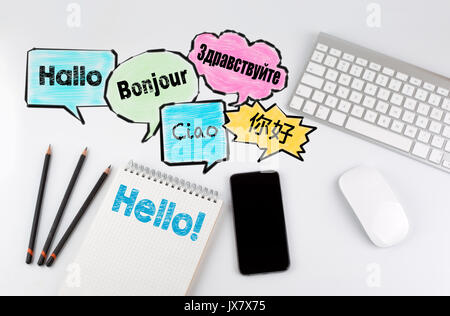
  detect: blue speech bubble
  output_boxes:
[26,49,117,123]
[160,101,229,173]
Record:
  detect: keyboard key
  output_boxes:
[445,113,450,125]
[351,105,365,118]
[389,106,402,119]
[336,86,350,99]
[364,83,378,96]
[350,65,363,77]
[382,67,395,76]
[297,84,313,98]
[346,117,413,152]
[391,120,405,133]
[402,84,415,97]
[338,100,352,113]
[416,116,429,129]
[417,103,430,116]
[443,126,450,138]
[375,101,389,114]
[429,149,443,164]
[390,93,404,106]
[430,108,443,121]
[306,62,326,76]
[410,77,422,86]
[388,79,402,92]
[315,105,330,120]
[428,94,442,107]
[351,78,365,91]
[316,43,328,52]
[325,95,339,108]
[437,87,449,97]
[377,88,391,101]
[342,53,355,62]
[337,60,350,72]
[423,82,435,92]
[312,90,326,103]
[404,125,418,138]
[369,62,381,71]
[415,89,428,102]
[324,81,337,94]
[364,110,378,123]
[418,130,431,143]
[431,135,445,149]
[362,69,377,82]
[402,111,416,124]
[412,142,430,159]
[301,73,324,89]
[377,115,391,128]
[362,96,376,109]
[311,51,325,63]
[356,58,368,67]
[325,69,339,81]
[324,55,338,68]
[443,98,450,111]
[290,96,305,110]
[429,149,444,165]
[429,121,442,134]
[404,98,417,111]
[376,74,389,87]
[396,72,408,81]
[329,110,347,126]
[338,74,352,86]
[330,48,342,57]
[349,91,363,104]
[445,141,450,152]
[443,160,450,169]
[303,100,318,115]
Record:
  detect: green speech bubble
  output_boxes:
[105,49,199,142]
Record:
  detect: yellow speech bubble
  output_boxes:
[225,102,316,162]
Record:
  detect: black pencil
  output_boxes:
[37,147,88,266]
[46,166,111,267]
[26,145,52,264]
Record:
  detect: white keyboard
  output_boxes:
[290,33,450,173]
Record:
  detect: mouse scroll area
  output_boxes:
[339,166,410,248]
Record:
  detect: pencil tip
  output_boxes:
[47,144,52,155]
[46,256,55,267]
[82,147,88,156]
[26,253,32,265]
[105,165,112,174]
[37,256,45,266]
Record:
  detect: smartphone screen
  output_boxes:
[230,171,290,275]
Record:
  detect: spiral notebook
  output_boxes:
[60,161,223,296]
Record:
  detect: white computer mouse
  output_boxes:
[339,166,409,248]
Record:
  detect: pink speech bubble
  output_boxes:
[188,30,288,105]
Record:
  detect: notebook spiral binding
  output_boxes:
[124,161,219,203]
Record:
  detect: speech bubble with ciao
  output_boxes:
[160,100,229,174]
[188,30,288,106]
[26,49,117,124]
[105,49,200,142]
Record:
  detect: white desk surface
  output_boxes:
[1,0,450,296]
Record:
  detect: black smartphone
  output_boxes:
[230,171,290,275]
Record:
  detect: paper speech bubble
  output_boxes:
[26,49,117,124]
[188,30,288,106]
[225,102,316,162]
[160,101,229,173]
[105,50,199,142]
